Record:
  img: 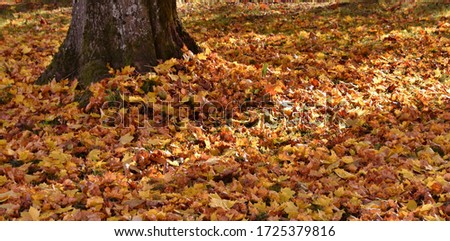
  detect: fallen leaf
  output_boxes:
[334,169,356,179]
[209,193,236,210]
[29,206,40,221]
[120,133,134,145]
[406,200,417,211]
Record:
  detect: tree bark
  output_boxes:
[37,0,200,88]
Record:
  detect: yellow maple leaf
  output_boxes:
[344,15,354,23]
[40,150,72,169]
[14,94,25,104]
[128,96,146,103]
[316,52,326,60]
[120,66,135,75]
[154,58,178,74]
[24,175,39,184]
[119,133,134,145]
[0,191,18,203]
[334,168,355,179]
[87,149,101,162]
[147,92,157,103]
[334,64,346,73]
[0,176,7,187]
[322,150,338,164]
[196,53,208,60]
[313,196,333,207]
[17,149,33,162]
[298,30,309,39]
[334,187,345,197]
[279,188,295,203]
[21,46,32,55]
[341,156,354,164]
[254,201,267,212]
[121,152,134,163]
[209,193,236,210]
[29,206,40,221]
[86,196,104,209]
[406,200,417,211]
[284,201,299,219]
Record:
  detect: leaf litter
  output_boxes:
[0,2,450,220]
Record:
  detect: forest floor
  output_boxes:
[1,2,450,220]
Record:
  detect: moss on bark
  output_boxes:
[78,60,109,88]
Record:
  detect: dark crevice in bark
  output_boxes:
[147,0,161,60]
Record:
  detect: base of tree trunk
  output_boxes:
[37,0,200,88]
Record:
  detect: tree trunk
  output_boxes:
[37,0,200,88]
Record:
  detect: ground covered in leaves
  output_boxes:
[1,3,450,220]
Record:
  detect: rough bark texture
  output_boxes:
[37,0,200,87]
